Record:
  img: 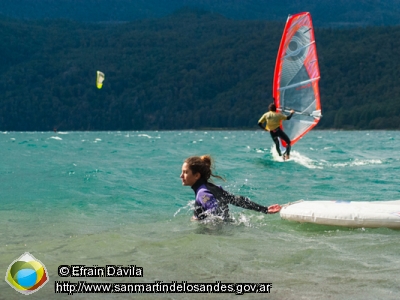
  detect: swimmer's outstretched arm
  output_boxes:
[219,189,281,214]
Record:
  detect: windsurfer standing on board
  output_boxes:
[258,103,294,160]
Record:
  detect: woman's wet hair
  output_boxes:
[184,155,224,181]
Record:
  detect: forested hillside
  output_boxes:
[1,9,400,131]
[1,0,400,27]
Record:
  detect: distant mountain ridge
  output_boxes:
[1,9,400,131]
[1,0,400,27]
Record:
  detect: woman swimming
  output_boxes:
[180,155,281,220]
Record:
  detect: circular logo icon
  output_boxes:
[5,252,49,295]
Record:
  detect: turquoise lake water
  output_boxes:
[1,130,400,299]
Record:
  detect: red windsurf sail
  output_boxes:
[273,12,321,148]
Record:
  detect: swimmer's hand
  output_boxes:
[267,204,281,214]
[191,216,198,221]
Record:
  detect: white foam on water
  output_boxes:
[49,136,62,140]
[332,159,383,168]
[270,145,322,169]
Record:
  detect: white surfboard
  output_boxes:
[280,200,400,229]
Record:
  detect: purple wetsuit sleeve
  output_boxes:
[196,188,218,211]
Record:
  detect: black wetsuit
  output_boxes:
[269,127,291,157]
[191,179,269,220]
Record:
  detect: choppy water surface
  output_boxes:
[1,130,400,299]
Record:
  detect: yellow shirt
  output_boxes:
[258,111,287,131]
